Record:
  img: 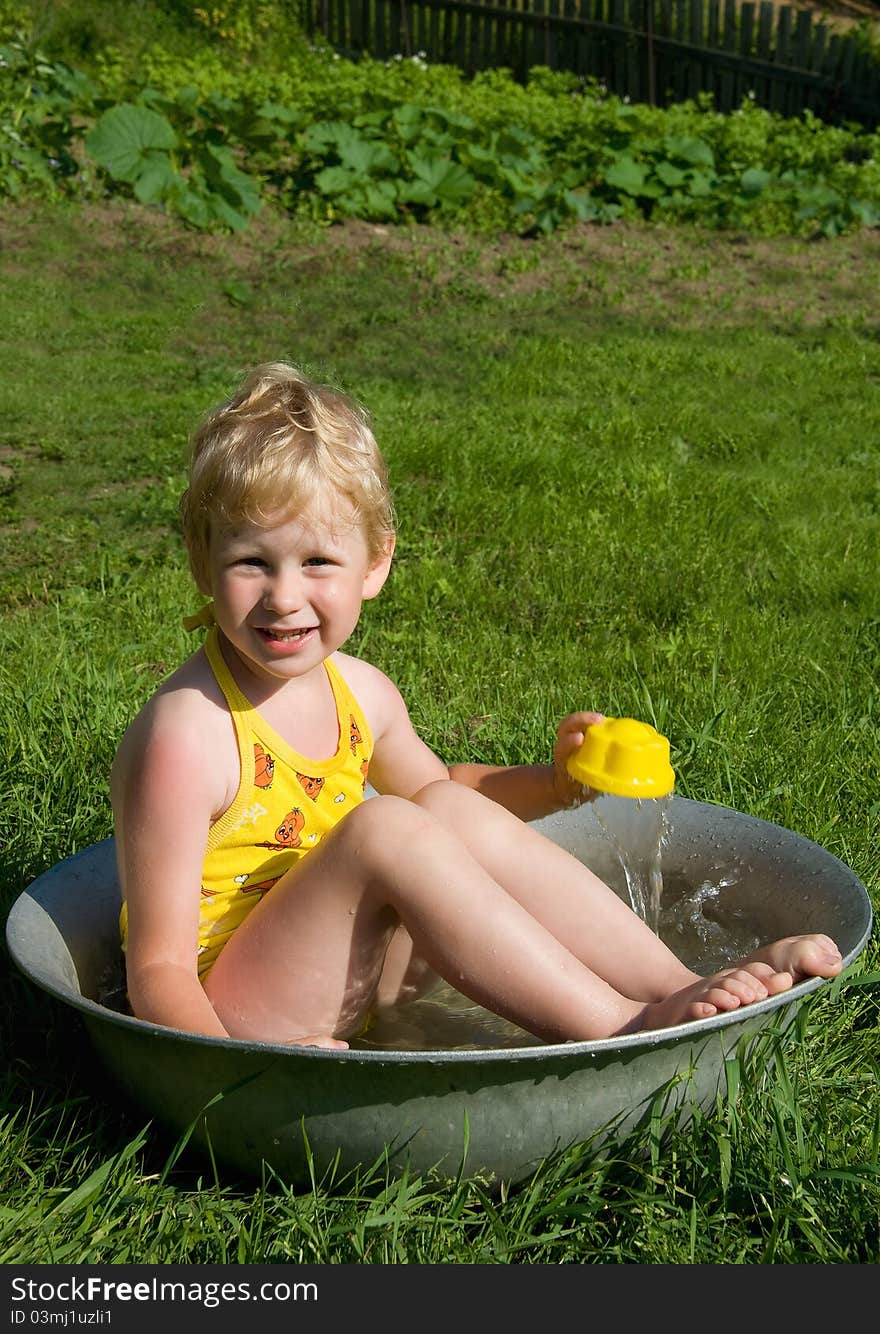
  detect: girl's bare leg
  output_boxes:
[408,781,842,1000]
[203,790,840,1047]
[410,780,700,1001]
[374,924,439,1008]
[205,794,659,1045]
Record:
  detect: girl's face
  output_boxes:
[206,501,392,689]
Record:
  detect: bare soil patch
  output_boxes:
[3,200,878,335]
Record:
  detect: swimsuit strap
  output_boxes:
[202,626,255,812]
[203,624,254,720]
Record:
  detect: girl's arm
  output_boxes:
[449,711,605,822]
[112,706,231,1039]
[344,655,603,820]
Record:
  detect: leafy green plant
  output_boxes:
[85,98,260,229]
[3,15,880,240]
[738,167,880,238]
[299,118,401,220]
[0,37,94,196]
[85,102,175,195]
[398,151,475,212]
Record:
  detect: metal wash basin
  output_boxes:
[5,797,872,1185]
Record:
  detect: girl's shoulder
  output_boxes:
[112,647,237,795]
[134,647,227,728]
[331,651,409,735]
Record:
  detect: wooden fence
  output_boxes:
[301,0,880,127]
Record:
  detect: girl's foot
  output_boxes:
[628,959,795,1033]
[627,933,842,1034]
[742,933,842,981]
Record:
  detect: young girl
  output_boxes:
[111,363,842,1049]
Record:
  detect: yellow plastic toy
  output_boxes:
[566,717,675,799]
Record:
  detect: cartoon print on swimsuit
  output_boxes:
[297,772,325,800]
[232,874,281,896]
[254,743,274,789]
[256,808,306,850]
[360,758,369,791]
[349,716,362,755]
[200,876,278,899]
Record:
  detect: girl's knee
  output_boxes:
[341,793,438,865]
[410,778,467,813]
[411,778,495,827]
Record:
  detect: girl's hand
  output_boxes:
[552,711,605,808]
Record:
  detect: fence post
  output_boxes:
[399,0,412,56]
[646,0,657,104]
[308,0,879,126]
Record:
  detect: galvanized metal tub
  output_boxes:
[5,797,872,1185]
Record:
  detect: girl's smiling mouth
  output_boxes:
[257,626,316,645]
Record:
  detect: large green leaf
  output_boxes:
[404,152,474,206]
[338,135,397,176]
[740,167,772,197]
[360,179,399,218]
[164,178,213,229]
[654,161,688,189]
[200,142,261,218]
[85,104,177,183]
[687,170,716,198]
[302,121,398,176]
[132,155,178,204]
[314,164,358,197]
[604,154,647,195]
[392,104,426,143]
[850,199,880,227]
[663,135,714,168]
[299,120,349,154]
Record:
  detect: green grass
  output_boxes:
[1,200,878,1262]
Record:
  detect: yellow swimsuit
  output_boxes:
[120,622,373,978]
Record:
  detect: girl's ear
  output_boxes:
[362,534,395,601]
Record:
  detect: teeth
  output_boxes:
[266,628,308,641]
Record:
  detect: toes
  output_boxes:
[793,939,843,979]
[742,961,777,983]
[290,1035,350,1050]
[722,969,769,1004]
[704,987,742,1012]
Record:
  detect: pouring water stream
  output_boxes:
[572,720,760,968]
[567,716,676,933]
[591,791,671,936]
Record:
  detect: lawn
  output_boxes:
[1,199,878,1263]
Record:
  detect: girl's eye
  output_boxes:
[236,556,266,568]
[305,556,332,567]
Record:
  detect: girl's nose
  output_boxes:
[263,569,305,615]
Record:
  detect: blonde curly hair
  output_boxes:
[180,362,395,592]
